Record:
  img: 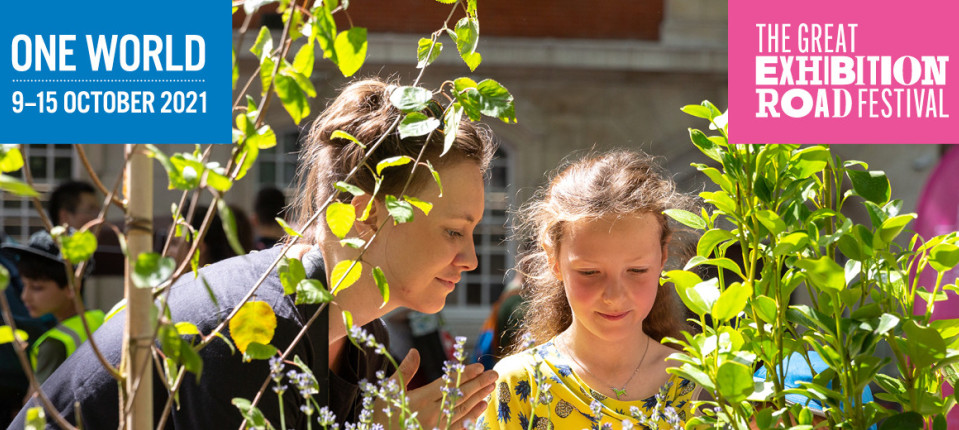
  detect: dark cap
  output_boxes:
[1,230,95,277]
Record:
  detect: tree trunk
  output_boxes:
[121,145,153,429]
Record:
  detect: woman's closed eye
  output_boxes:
[446,229,464,238]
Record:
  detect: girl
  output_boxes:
[481,150,699,429]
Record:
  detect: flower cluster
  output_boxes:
[348,324,390,357]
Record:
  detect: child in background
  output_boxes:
[2,231,104,384]
[481,150,699,429]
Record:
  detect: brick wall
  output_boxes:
[234,0,663,40]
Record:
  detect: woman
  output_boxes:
[10,78,497,429]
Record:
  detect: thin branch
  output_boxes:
[73,144,125,208]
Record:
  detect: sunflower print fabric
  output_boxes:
[478,339,700,429]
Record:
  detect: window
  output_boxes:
[257,131,301,190]
[1,144,77,242]
[447,146,514,308]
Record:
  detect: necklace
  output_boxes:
[562,333,651,401]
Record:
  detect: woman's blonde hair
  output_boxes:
[511,149,694,353]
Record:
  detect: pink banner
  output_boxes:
[729,1,959,144]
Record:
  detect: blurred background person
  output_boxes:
[252,186,287,250]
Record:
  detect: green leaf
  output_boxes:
[712,282,752,321]
[443,104,464,156]
[686,278,721,316]
[454,86,482,121]
[461,51,482,71]
[340,238,366,248]
[789,146,830,179]
[717,361,755,402]
[929,243,959,272]
[426,161,443,197]
[312,2,337,61]
[278,257,306,295]
[242,342,278,362]
[232,398,274,430]
[60,230,98,264]
[295,279,333,305]
[453,17,479,56]
[416,38,443,68]
[229,301,277,354]
[398,112,441,139]
[848,169,891,205]
[276,218,300,238]
[174,322,200,336]
[681,105,712,120]
[376,156,415,176]
[476,79,515,123]
[755,210,786,235]
[684,256,745,279]
[773,232,810,257]
[250,26,273,61]
[333,27,367,77]
[752,295,778,324]
[132,252,176,289]
[373,266,389,306]
[292,40,315,78]
[24,406,45,430]
[325,202,356,239]
[0,174,38,197]
[902,320,946,368]
[0,265,8,291]
[273,75,309,125]
[688,129,721,162]
[664,209,705,230]
[389,86,433,112]
[875,313,900,335]
[0,326,28,344]
[217,200,246,257]
[878,412,923,430]
[697,229,736,257]
[0,145,24,172]
[331,130,365,148]
[334,181,366,196]
[876,214,915,245]
[385,194,414,224]
[330,260,362,294]
[794,257,846,291]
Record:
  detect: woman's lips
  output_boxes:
[437,278,456,291]
[597,311,630,321]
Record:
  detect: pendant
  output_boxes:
[612,387,627,400]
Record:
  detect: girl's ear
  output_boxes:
[545,244,562,280]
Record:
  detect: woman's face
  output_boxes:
[367,161,485,314]
[553,212,667,343]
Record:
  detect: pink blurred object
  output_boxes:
[913,146,959,428]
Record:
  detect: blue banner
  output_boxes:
[1,1,230,144]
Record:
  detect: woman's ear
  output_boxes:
[351,195,378,235]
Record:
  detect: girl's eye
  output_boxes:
[578,270,598,276]
[629,268,648,274]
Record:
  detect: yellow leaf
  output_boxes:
[229,301,277,354]
[330,260,362,294]
[326,202,356,239]
[0,326,28,344]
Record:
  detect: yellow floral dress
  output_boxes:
[478,340,699,430]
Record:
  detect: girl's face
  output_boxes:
[552,212,667,343]
[365,161,485,314]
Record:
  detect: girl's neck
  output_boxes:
[561,323,651,374]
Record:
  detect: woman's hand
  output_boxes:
[375,348,498,429]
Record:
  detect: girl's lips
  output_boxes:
[597,311,630,321]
